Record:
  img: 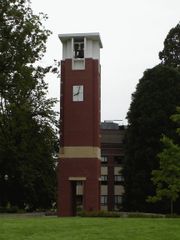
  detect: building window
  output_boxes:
[101,195,107,205]
[114,156,123,165]
[74,39,84,59]
[114,175,124,183]
[114,195,122,205]
[101,156,108,164]
[101,175,108,184]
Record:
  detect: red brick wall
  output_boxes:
[57,158,100,216]
[60,59,100,147]
[58,58,101,216]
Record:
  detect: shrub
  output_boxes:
[78,210,122,217]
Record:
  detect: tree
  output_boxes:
[159,22,180,69]
[148,107,180,214]
[0,0,58,210]
[148,134,180,215]
[123,65,180,213]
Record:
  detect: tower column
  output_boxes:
[57,33,102,216]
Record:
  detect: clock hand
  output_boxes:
[73,86,80,96]
[77,86,80,94]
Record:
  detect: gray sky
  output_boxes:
[31,0,180,125]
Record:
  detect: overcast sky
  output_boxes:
[31,0,180,125]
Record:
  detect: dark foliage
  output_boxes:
[123,65,180,213]
[159,22,180,69]
[0,0,58,210]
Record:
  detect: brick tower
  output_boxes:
[57,33,103,216]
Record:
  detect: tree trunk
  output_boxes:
[170,199,173,215]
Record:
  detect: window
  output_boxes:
[114,195,122,204]
[101,195,107,205]
[114,175,124,183]
[101,156,108,164]
[76,181,83,186]
[114,156,123,165]
[101,175,108,184]
[74,39,84,59]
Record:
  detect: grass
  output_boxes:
[0,216,180,240]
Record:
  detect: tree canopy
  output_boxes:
[159,22,180,69]
[0,0,58,210]
[123,65,180,213]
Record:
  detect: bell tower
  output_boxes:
[57,33,103,216]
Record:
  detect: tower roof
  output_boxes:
[58,32,103,48]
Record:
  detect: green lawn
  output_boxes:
[0,216,180,240]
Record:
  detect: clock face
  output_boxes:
[73,85,84,102]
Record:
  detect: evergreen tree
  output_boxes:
[123,65,180,213]
[0,0,58,209]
